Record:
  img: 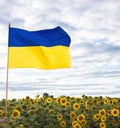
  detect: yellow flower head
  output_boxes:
[20,124,24,128]
[56,98,60,103]
[26,96,30,99]
[101,115,106,122]
[112,99,117,104]
[0,110,4,115]
[109,100,112,104]
[60,97,67,106]
[15,105,21,111]
[28,110,36,115]
[111,120,117,125]
[107,110,112,116]
[33,99,38,104]
[80,99,84,104]
[111,108,119,116]
[30,106,35,110]
[74,123,81,128]
[49,109,54,114]
[70,111,76,119]
[86,104,90,109]
[57,114,62,121]
[21,98,25,101]
[73,103,80,110]
[84,108,89,113]
[72,121,78,127]
[99,109,106,116]
[103,98,109,104]
[92,99,98,104]
[81,119,86,126]
[65,102,70,107]
[93,113,100,121]
[99,122,106,128]
[77,114,85,122]
[12,109,20,119]
[85,101,90,105]
[46,97,53,103]
[60,121,66,127]
[92,105,96,110]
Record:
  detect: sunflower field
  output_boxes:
[0,93,120,128]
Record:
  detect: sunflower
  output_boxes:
[30,106,35,110]
[111,120,117,125]
[103,98,109,104]
[111,108,119,116]
[30,99,34,104]
[46,97,53,103]
[57,114,62,121]
[73,103,80,110]
[21,98,25,101]
[33,99,38,104]
[56,98,60,103]
[81,119,86,126]
[88,96,92,99]
[49,109,54,114]
[12,109,20,119]
[107,110,112,116]
[72,120,78,127]
[86,104,90,109]
[118,98,120,103]
[60,120,66,127]
[0,107,4,110]
[93,113,100,121]
[15,105,21,111]
[65,101,70,107]
[0,110,4,116]
[84,108,89,113]
[2,111,6,117]
[74,123,81,128]
[101,115,106,122]
[60,97,67,106]
[109,100,112,104]
[20,124,24,128]
[92,99,98,104]
[92,105,96,110]
[70,111,76,119]
[28,110,36,115]
[82,94,85,98]
[111,99,117,104]
[22,105,28,110]
[99,109,106,116]
[77,114,85,122]
[85,101,90,105]
[36,94,40,98]
[26,96,30,99]
[99,122,106,128]
[80,99,84,104]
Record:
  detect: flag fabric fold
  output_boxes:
[8,26,71,69]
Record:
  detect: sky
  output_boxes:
[0,0,120,99]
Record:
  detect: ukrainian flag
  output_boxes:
[8,26,71,69]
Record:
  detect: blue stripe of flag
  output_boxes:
[8,26,71,47]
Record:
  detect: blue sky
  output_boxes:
[0,0,120,98]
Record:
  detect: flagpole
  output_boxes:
[0,23,10,124]
[5,22,11,121]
